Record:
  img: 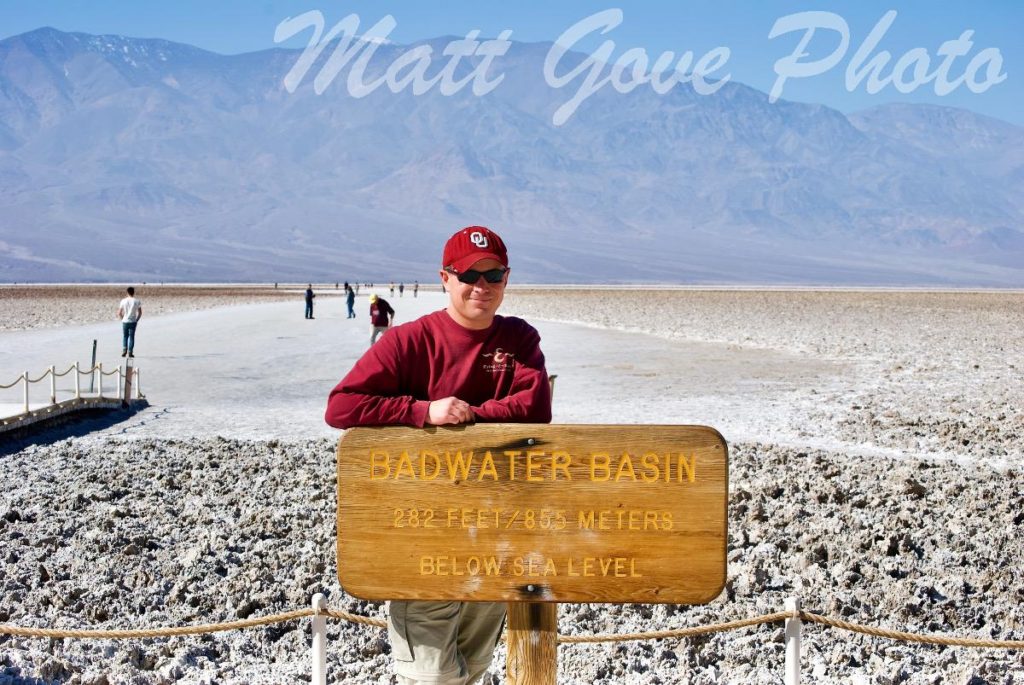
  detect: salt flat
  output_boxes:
[506,288,1024,468]
[1,288,845,447]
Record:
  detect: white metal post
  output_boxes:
[311,593,327,685]
[49,365,56,404]
[785,597,802,685]
[116,367,122,399]
[97,363,103,399]
[22,371,29,413]
[135,369,141,399]
[74,362,81,399]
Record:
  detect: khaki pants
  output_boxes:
[389,600,506,685]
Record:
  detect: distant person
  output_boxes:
[399,282,405,297]
[389,281,395,296]
[369,293,394,344]
[346,285,356,319]
[117,287,143,358]
[305,284,316,319]
[413,281,419,298]
[325,225,551,685]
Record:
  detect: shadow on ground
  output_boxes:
[0,402,150,456]
[0,675,58,685]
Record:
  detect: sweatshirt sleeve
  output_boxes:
[471,324,552,424]
[324,336,430,429]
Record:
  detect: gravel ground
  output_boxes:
[1,438,1021,684]
[2,288,1022,684]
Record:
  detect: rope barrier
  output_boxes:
[323,608,386,629]
[800,611,1024,649]
[52,364,77,378]
[2,607,1021,649]
[557,611,791,643]
[3,365,103,387]
[1,362,141,417]
[0,608,315,639]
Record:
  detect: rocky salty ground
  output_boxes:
[2,288,1023,683]
[2,438,1022,684]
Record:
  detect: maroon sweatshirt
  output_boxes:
[325,309,552,428]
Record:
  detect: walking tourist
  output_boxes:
[117,287,143,358]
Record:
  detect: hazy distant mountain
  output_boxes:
[0,26,1021,285]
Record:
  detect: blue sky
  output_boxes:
[1,1,1020,123]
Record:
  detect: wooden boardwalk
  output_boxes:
[0,361,145,436]
[0,396,148,435]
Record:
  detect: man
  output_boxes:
[368,293,395,344]
[346,285,356,319]
[305,284,316,319]
[325,225,552,685]
[117,286,143,358]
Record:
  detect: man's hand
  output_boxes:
[427,396,475,425]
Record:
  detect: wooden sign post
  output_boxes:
[336,424,728,683]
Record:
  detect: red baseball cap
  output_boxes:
[442,226,509,273]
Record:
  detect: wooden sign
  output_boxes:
[336,424,727,604]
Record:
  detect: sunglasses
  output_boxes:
[445,267,508,284]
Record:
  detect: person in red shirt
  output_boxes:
[369,293,395,344]
[325,226,551,684]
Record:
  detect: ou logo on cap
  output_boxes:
[469,231,489,248]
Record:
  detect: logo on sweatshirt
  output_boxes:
[481,348,515,372]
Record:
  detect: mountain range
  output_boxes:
[0,26,1021,285]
